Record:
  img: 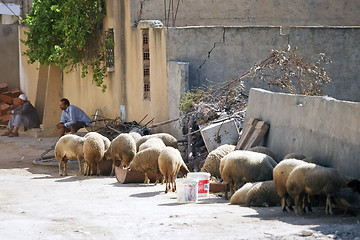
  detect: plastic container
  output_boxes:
[175,178,199,203]
[187,172,211,197]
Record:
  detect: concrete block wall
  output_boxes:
[245,88,360,179]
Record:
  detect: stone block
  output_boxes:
[0,82,8,93]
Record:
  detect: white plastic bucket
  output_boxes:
[187,172,211,197]
[175,178,199,203]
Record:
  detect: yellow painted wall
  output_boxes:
[19,0,170,133]
[19,26,39,105]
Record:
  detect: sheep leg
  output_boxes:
[286,196,294,211]
[225,184,230,200]
[171,176,176,192]
[144,173,150,184]
[281,197,287,212]
[306,194,312,213]
[165,178,168,194]
[325,194,333,214]
[63,161,67,176]
[58,160,63,176]
[294,195,301,215]
[110,158,116,176]
[77,158,83,175]
[96,163,100,176]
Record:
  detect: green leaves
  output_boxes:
[23,0,107,92]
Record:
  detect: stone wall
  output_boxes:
[0,24,19,90]
[130,0,360,27]
[166,26,360,102]
[245,88,360,179]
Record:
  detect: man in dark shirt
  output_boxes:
[1,94,40,137]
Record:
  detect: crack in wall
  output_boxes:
[197,27,226,85]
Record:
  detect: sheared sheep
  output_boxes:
[220,150,274,199]
[245,180,281,207]
[273,158,311,212]
[158,147,189,193]
[230,182,258,205]
[249,146,278,164]
[286,164,354,215]
[104,133,136,175]
[129,147,163,184]
[85,132,110,150]
[136,133,178,151]
[201,144,235,178]
[139,137,166,152]
[54,135,86,176]
[83,133,105,176]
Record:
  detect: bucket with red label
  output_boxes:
[187,172,211,198]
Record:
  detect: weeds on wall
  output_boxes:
[179,45,332,127]
[22,0,108,92]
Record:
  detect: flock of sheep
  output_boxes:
[201,144,360,215]
[54,131,189,194]
[54,131,359,215]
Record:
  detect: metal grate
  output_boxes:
[143,29,150,100]
[105,28,114,68]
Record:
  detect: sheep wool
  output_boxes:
[201,144,235,179]
[104,133,136,176]
[85,132,111,150]
[136,133,178,151]
[249,146,278,164]
[129,131,142,142]
[245,180,281,207]
[83,134,105,176]
[129,147,163,184]
[286,164,350,215]
[273,158,310,212]
[283,153,306,160]
[139,138,166,152]
[220,150,274,199]
[158,147,188,193]
[230,182,258,205]
[54,135,86,176]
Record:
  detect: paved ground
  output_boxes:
[0,129,359,240]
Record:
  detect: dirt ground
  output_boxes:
[0,129,359,240]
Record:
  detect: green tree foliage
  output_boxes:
[22,0,108,92]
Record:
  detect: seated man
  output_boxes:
[1,94,40,137]
[56,98,92,138]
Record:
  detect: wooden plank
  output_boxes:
[235,118,259,150]
[210,182,227,193]
[243,121,270,150]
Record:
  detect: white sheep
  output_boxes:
[85,132,111,150]
[54,135,86,176]
[129,131,142,142]
[129,147,163,184]
[136,133,178,151]
[138,137,166,152]
[273,158,311,212]
[286,164,353,215]
[220,150,274,199]
[245,180,281,207]
[104,133,136,175]
[230,182,258,205]
[249,146,278,164]
[158,147,189,193]
[201,144,235,179]
[83,134,105,176]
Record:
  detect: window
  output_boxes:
[142,29,150,100]
[105,28,114,68]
